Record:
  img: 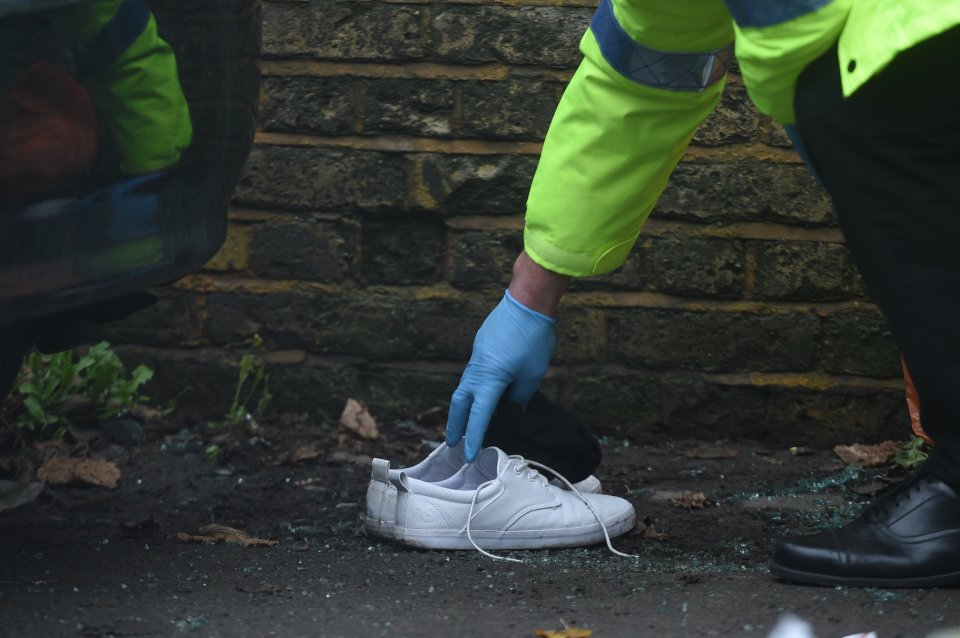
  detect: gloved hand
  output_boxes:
[445,289,557,461]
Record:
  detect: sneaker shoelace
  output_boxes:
[463,455,637,562]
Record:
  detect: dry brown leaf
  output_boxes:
[670,491,716,510]
[535,629,592,638]
[176,524,278,547]
[267,442,323,465]
[833,441,897,467]
[634,516,668,541]
[37,456,121,489]
[339,399,379,440]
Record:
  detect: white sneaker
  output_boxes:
[365,439,467,539]
[365,440,603,540]
[391,447,635,557]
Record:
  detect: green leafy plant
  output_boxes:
[893,436,929,470]
[9,342,154,439]
[217,334,271,427]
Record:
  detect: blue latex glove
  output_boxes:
[445,289,556,461]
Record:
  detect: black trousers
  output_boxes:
[794,28,960,476]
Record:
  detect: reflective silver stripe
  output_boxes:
[724,0,833,28]
[590,0,733,92]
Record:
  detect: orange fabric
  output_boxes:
[0,62,98,206]
[902,358,933,445]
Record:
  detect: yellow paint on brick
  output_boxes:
[262,60,512,82]
[683,144,804,164]
[562,290,872,316]
[444,215,524,231]
[254,132,542,156]
[706,370,903,391]
[407,156,440,210]
[204,225,253,272]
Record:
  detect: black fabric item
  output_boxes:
[794,27,960,465]
[772,473,960,587]
[482,390,602,483]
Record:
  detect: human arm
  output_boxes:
[446,0,735,459]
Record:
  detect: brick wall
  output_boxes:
[109,0,908,446]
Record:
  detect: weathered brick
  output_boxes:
[361,217,446,285]
[204,223,252,272]
[267,359,363,419]
[571,251,647,291]
[752,241,861,301]
[655,162,835,226]
[448,229,522,289]
[660,378,906,445]
[205,291,488,360]
[759,114,793,147]
[820,306,900,378]
[365,365,461,423]
[259,77,355,135]
[412,154,537,214]
[693,82,759,147]
[459,79,562,140]
[646,237,745,298]
[235,145,406,212]
[571,236,745,297]
[554,308,607,365]
[249,219,360,282]
[102,289,206,347]
[554,368,661,438]
[262,2,424,60]
[428,6,591,67]
[111,346,239,419]
[606,309,820,372]
[363,79,455,137]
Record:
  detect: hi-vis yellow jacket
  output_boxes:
[70,0,192,175]
[524,0,960,277]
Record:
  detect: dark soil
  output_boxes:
[0,415,956,638]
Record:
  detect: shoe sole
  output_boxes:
[395,509,636,551]
[771,562,960,588]
[365,517,397,540]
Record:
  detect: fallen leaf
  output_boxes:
[670,491,716,510]
[685,442,738,459]
[0,480,43,513]
[535,629,592,638]
[37,456,121,489]
[176,524,278,547]
[267,442,323,465]
[339,399,379,440]
[634,516,668,541]
[833,441,897,467]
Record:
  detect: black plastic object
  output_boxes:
[0,0,261,324]
[483,390,603,484]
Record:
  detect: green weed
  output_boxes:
[215,334,271,427]
[893,436,929,470]
[8,342,154,439]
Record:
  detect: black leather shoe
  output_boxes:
[772,473,960,587]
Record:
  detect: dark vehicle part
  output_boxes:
[0,0,261,396]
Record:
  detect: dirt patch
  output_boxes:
[0,419,956,637]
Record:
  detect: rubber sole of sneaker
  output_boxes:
[364,518,396,540]
[771,563,960,588]
[396,508,636,551]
